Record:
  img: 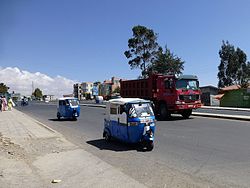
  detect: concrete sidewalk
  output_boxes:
[0,109,146,188]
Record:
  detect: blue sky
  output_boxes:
[1,0,250,87]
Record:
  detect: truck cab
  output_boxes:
[156,75,201,119]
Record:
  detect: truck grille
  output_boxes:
[179,95,200,102]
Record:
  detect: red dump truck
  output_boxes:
[120,74,202,119]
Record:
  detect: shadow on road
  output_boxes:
[48,118,77,122]
[86,139,146,152]
[156,115,194,122]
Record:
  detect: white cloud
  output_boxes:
[0,67,77,98]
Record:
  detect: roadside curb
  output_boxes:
[201,106,250,112]
[33,119,57,133]
[14,108,57,134]
[192,112,250,121]
[80,104,106,108]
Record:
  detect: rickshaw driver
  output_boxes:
[119,105,127,125]
[128,102,154,118]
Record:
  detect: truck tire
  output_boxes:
[159,103,171,120]
[181,109,192,119]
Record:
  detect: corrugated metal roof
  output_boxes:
[221,85,241,91]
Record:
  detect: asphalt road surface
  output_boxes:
[17,103,250,188]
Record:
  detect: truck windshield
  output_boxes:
[176,80,198,90]
[129,103,154,118]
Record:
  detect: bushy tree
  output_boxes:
[218,41,250,88]
[112,86,120,94]
[33,88,43,99]
[0,83,9,93]
[148,47,184,75]
[124,25,159,78]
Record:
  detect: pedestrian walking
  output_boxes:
[0,96,2,112]
[2,96,7,111]
[8,98,13,110]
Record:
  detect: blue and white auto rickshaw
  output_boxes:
[57,97,80,120]
[103,98,156,151]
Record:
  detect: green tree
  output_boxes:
[148,47,184,75]
[112,86,120,94]
[0,83,9,93]
[124,25,159,78]
[33,88,43,99]
[218,41,250,88]
[94,81,101,85]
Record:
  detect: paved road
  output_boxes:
[17,103,250,188]
[28,101,250,117]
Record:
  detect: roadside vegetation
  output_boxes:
[218,41,250,88]
[124,25,250,89]
[124,25,184,78]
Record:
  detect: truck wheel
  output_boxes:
[181,109,192,119]
[159,104,171,120]
[103,131,111,142]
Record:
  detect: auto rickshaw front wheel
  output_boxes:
[141,141,154,151]
[103,131,111,142]
[146,142,154,151]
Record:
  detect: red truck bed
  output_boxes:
[120,77,154,99]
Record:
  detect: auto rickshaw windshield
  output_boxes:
[128,103,154,118]
[67,99,79,106]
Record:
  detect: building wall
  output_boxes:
[98,77,120,98]
[210,95,220,106]
[201,92,210,106]
[81,82,93,99]
[81,82,93,93]
[99,84,111,97]
[73,83,82,100]
[200,86,219,106]
[220,89,250,108]
[200,87,219,95]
